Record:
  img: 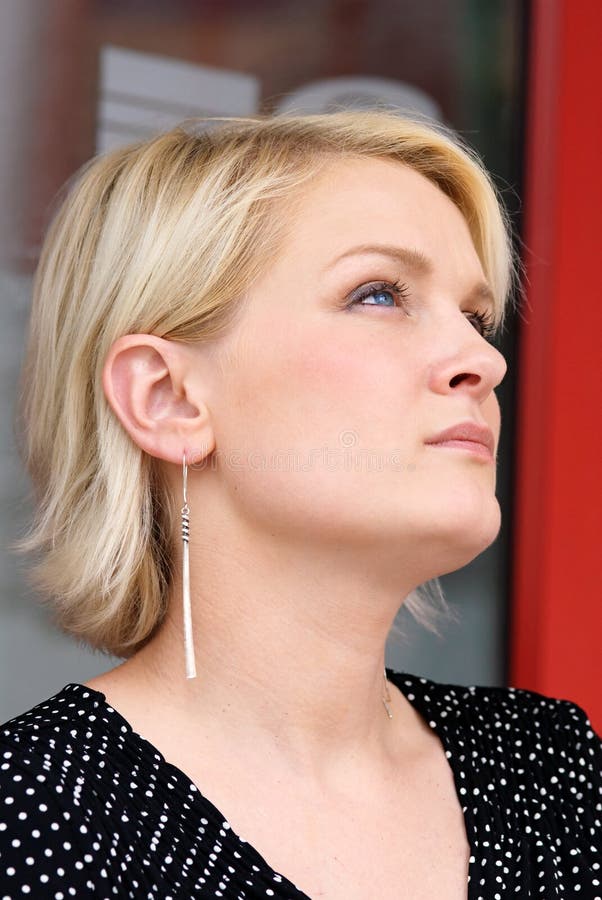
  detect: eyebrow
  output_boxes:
[323,242,496,307]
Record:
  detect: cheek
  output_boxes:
[207,320,456,542]
[225,318,418,462]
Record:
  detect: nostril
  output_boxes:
[450,372,474,387]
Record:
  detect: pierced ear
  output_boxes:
[102,333,215,466]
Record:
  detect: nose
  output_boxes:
[428,329,508,402]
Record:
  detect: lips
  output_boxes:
[425,421,495,456]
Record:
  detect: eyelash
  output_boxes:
[346,280,497,340]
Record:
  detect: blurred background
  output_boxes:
[1,0,600,729]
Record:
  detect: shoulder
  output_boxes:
[390,667,600,747]
[454,677,599,757]
[390,668,602,826]
[0,682,133,811]
[0,684,118,894]
[389,668,601,785]
[1,682,114,783]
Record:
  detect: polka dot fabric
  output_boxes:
[0,669,600,898]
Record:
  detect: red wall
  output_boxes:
[510,0,602,731]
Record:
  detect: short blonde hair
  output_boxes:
[11,109,517,658]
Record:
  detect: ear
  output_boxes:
[102,333,215,466]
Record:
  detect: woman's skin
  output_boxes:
[86,156,507,894]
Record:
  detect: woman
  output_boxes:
[1,110,600,899]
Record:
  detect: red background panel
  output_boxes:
[510,0,602,730]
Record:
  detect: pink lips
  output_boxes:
[425,421,495,460]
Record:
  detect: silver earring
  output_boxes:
[382,666,393,718]
[181,451,197,679]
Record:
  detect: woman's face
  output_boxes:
[194,156,508,579]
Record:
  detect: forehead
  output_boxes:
[278,156,483,277]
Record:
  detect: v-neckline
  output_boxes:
[66,669,478,898]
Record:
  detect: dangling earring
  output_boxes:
[382,666,393,719]
[181,451,197,679]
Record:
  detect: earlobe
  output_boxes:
[102,333,215,466]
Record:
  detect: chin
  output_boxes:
[423,498,502,561]
[456,506,502,560]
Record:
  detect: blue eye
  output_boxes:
[359,289,396,306]
[346,280,411,309]
[344,281,498,341]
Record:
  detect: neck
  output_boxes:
[121,536,429,782]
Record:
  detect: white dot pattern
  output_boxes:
[0,669,600,898]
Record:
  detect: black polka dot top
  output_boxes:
[1,668,601,898]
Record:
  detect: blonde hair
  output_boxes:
[11,109,517,658]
